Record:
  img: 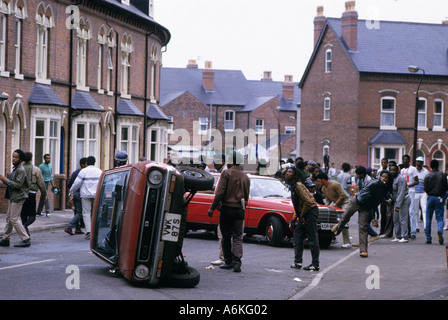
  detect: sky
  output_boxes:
[154,0,448,82]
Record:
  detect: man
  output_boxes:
[414,156,428,235]
[208,151,249,273]
[389,163,411,243]
[337,162,352,195]
[323,151,330,174]
[400,154,419,238]
[69,156,102,240]
[332,171,392,258]
[424,160,447,245]
[328,163,339,180]
[0,149,31,247]
[65,157,88,235]
[37,154,53,217]
[377,158,393,238]
[317,172,352,248]
[285,167,320,271]
[21,152,47,235]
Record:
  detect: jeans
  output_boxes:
[293,206,319,267]
[425,195,445,242]
[37,181,50,214]
[21,192,37,230]
[68,192,84,229]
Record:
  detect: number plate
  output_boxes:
[320,223,336,230]
[161,213,182,242]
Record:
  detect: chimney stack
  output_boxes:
[187,59,198,68]
[282,75,294,101]
[202,61,214,91]
[262,71,273,81]
[313,6,326,47]
[341,1,358,51]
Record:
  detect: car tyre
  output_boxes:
[177,167,214,191]
[265,216,283,247]
[163,266,200,288]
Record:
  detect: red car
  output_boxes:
[186,174,344,248]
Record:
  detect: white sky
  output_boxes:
[155,0,448,82]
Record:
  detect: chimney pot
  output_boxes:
[341,1,358,51]
[262,71,272,81]
[314,5,326,47]
[202,61,214,91]
[187,59,198,68]
[282,75,294,101]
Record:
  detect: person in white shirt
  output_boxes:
[70,156,102,240]
[400,155,419,238]
[414,156,428,236]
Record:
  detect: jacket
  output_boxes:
[391,174,409,209]
[210,166,250,211]
[23,162,47,196]
[355,180,389,209]
[424,170,448,196]
[290,181,318,219]
[70,165,102,198]
[4,163,29,202]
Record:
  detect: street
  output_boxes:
[0,216,447,301]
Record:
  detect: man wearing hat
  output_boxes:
[208,151,249,272]
[414,156,429,235]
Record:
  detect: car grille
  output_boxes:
[317,207,339,224]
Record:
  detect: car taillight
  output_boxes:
[169,175,176,193]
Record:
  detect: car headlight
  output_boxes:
[148,169,163,185]
[134,264,149,279]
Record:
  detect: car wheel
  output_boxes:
[163,266,200,288]
[177,167,215,191]
[265,216,283,247]
[318,236,332,249]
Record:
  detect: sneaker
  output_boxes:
[360,251,368,258]
[303,264,319,271]
[75,227,84,235]
[378,234,386,238]
[46,213,51,218]
[14,239,31,247]
[391,237,400,242]
[290,263,302,269]
[0,239,10,247]
[341,243,352,248]
[233,264,241,273]
[398,238,408,243]
[64,227,74,235]
[210,259,224,266]
[219,263,234,270]
[85,232,91,240]
[438,231,444,245]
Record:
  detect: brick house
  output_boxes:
[160,61,300,172]
[299,1,448,170]
[0,0,170,213]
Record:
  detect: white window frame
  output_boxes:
[325,49,332,73]
[255,119,264,135]
[380,97,396,130]
[13,0,27,80]
[106,29,115,95]
[0,13,8,76]
[284,126,296,134]
[147,125,167,163]
[198,117,208,134]
[433,99,444,131]
[0,112,5,175]
[224,110,235,132]
[35,3,54,84]
[120,33,132,98]
[323,97,330,121]
[417,97,427,130]
[30,107,62,173]
[433,150,445,173]
[118,117,140,164]
[72,112,101,171]
[149,45,158,102]
[75,17,91,90]
[371,145,405,170]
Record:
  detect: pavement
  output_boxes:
[0,209,74,237]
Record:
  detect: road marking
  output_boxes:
[0,259,55,271]
[289,250,359,300]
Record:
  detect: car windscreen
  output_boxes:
[250,178,291,199]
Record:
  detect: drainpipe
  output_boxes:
[143,26,156,158]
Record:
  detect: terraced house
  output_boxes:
[0,0,170,213]
[300,1,448,170]
[161,61,300,172]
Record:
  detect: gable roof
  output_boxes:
[161,67,300,112]
[300,18,448,87]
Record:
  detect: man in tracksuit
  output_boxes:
[332,171,392,258]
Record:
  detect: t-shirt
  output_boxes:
[401,166,418,191]
[414,167,428,193]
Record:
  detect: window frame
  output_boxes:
[417,97,427,130]
[325,49,332,73]
[255,119,264,135]
[224,110,235,132]
[433,99,444,131]
[380,96,396,130]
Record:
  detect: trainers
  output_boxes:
[14,239,31,247]
[0,239,10,247]
[233,264,241,273]
[219,263,234,270]
[303,264,319,271]
[438,231,444,245]
[391,237,400,242]
[211,259,224,266]
[341,243,352,249]
[85,232,91,240]
[290,263,302,269]
[64,227,74,235]
[75,227,84,235]
[398,238,408,243]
